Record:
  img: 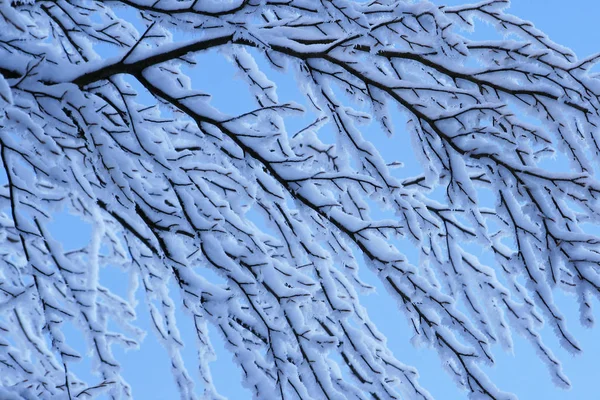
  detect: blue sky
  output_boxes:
[39,1,600,399]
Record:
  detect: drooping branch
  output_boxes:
[1,1,599,399]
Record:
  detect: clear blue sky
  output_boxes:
[44,1,600,399]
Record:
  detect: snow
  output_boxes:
[1,0,600,399]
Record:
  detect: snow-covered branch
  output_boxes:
[1,0,599,399]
